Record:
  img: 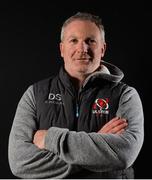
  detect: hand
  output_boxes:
[98,117,128,134]
[33,130,48,149]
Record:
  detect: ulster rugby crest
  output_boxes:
[92,98,109,115]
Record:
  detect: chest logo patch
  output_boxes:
[92,98,109,115]
[45,93,63,105]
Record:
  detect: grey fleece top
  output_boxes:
[8,62,144,179]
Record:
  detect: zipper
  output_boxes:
[75,89,82,119]
[76,102,79,118]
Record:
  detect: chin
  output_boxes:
[77,67,91,74]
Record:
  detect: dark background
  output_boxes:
[1,1,151,178]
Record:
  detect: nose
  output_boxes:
[77,41,88,53]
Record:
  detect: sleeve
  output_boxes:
[44,86,144,172]
[8,85,72,179]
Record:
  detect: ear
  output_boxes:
[101,42,106,58]
[60,42,64,58]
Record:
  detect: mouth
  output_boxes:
[75,59,91,65]
[76,58,91,61]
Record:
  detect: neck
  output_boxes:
[68,72,89,90]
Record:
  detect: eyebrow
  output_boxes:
[67,35,96,40]
[66,35,77,40]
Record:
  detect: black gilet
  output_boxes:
[33,67,134,179]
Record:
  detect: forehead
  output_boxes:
[63,20,101,38]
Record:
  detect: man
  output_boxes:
[8,12,144,178]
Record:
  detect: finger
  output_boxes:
[107,122,128,134]
[106,118,127,130]
[100,117,120,132]
[116,129,125,134]
[98,117,127,134]
[104,117,120,127]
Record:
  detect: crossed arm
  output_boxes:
[33,117,128,149]
[8,85,144,178]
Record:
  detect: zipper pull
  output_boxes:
[76,103,79,118]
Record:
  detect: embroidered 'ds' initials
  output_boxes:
[45,93,63,105]
[48,93,62,101]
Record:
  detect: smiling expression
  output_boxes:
[60,20,106,77]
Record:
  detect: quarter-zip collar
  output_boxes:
[82,60,124,88]
[59,60,124,92]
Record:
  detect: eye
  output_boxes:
[86,38,96,45]
[69,39,78,44]
[90,39,96,43]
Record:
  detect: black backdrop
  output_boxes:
[1,1,151,178]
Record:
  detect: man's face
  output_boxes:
[60,20,106,77]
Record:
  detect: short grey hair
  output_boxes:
[60,12,105,42]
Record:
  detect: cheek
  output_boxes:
[62,48,75,61]
[94,48,102,58]
[65,47,76,57]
